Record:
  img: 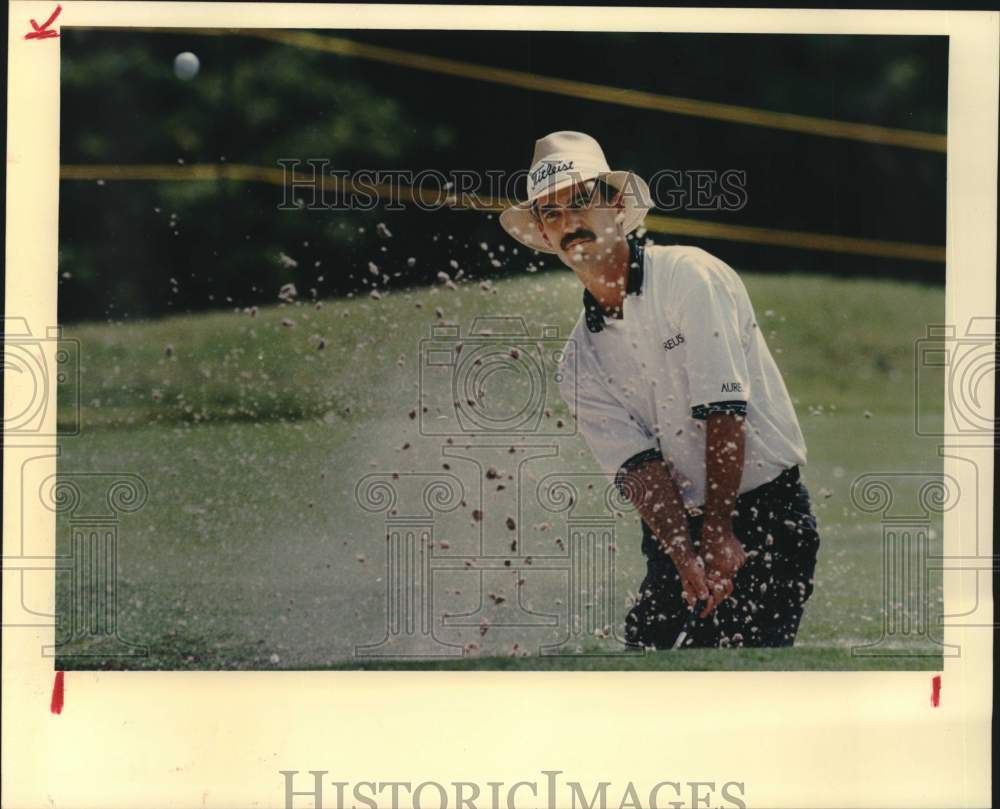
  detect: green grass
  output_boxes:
[54,268,946,671]
[60,269,943,429]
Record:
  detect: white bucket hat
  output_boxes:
[499,131,652,254]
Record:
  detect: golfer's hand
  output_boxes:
[700,523,747,618]
[669,543,710,610]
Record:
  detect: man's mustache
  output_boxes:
[561,229,596,251]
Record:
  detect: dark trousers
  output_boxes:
[624,466,820,649]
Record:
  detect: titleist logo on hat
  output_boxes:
[530,160,575,187]
[499,131,651,255]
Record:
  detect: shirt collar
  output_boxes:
[583,238,646,333]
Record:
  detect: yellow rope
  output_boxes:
[250,29,946,153]
[61,163,945,263]
[89,26,946,153]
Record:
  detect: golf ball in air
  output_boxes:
[173,52,200,80]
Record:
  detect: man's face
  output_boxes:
[533,179,626,268]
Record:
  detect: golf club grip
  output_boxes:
[672,599,708,649]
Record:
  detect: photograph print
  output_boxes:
[49,26,950,670]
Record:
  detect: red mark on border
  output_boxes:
[50,671,65,714]
[25,5,62,40]
[930,675,941,707]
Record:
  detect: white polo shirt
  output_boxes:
[558,242,807,511]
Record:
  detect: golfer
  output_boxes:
[500,132,820,649]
